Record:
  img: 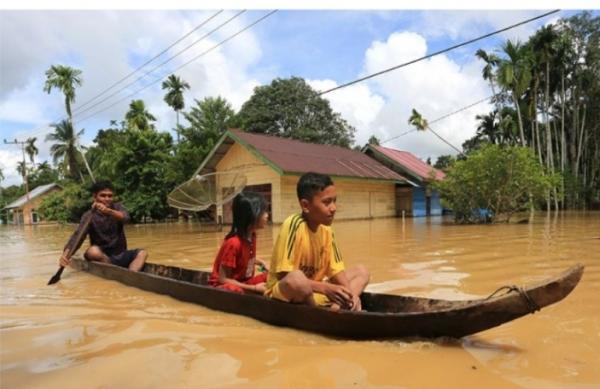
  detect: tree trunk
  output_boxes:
[544,61,557,211]
[79,146,95,182]
[532,80,543,164]
[575,104,586,179]
[176,110,180,143]
[569,85,578,207]
[66,99,72,122]
[560,73,566,210]
[514,91,526,147]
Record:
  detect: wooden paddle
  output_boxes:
[47,210,94,285]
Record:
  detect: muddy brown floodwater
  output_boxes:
[1,211,599,388]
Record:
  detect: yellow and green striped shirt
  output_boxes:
[266,214,345,289]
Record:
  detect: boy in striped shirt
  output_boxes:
[265,172,369,311]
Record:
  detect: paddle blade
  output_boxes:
[47,267,65,285]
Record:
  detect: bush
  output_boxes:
[433,144,559,223]
[38,183,90,223]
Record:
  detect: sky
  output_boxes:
[1,4,598,187]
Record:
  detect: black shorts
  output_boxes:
[109,249,141,268]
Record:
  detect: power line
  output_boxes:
[73,10,246,119]
[318,9,560,96]
[20,10,227,140]
[380,94,493,145]
[72,10,224,114]
[77,10,278,126]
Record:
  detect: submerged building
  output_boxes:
[194,130,408,223]
[363,145,445,217]
[3,183,61,225]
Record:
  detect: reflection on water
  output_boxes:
[1,211,599,388]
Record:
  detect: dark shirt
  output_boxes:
[65,203,131,257]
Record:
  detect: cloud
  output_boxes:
[365,31,493,159]
[0,83,56,124]
[1,10,266,146]
[311,31,493,160]
[1,9,551,177]
[0,149,24,187]
[411,10,548,44]
[308,79,385,146]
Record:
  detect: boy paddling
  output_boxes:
[58,180,147,271]
[265,172,369,311]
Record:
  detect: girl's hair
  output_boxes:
[226,191,268,240]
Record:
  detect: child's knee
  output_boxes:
[84,246,104,261]
[355,264,370,282]
[281,271,312,299]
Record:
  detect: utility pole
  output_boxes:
[3,138,30,201]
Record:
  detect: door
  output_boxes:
[222,184,272,224]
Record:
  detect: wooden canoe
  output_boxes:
[69,258,584,339]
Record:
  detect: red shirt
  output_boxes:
[208,233,257,286]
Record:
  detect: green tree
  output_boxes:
[496,40,532,146]
[433,144,558,223]
[169,97,237,183]
[43,64,83,121]
[475,49,502,112]
[29,161,59,188]
[46,119,84,181]
[238,77,355,147]
[25,137,39,164]
[16,161,29,183]
[0,185,26,224]
[125,99,156,131]
[38,182,89,223]
[162,74,190,142]
[111,128,175,222]
[86,127,127,180]
[367,135,380,146]
[434,155,456,172]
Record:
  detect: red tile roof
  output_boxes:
[229,129,405,182]
[370,145,445,181]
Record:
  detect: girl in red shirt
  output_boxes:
[208,191,269,294]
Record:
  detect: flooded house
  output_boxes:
[194,129,408,224]
[3,183,61,225]
[362,144,445,217]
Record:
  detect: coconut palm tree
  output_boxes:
[125,99,156,131]
[497,40,532,147]
[37,161,51,171]
[532,26,561,211]
[475,49,502,112]
[43,65,83,121]
[46,119,84,181]
[16,161,28,180]
[409,109,462,154]
[25,137,38,164]
[475,111,499,144]
[162,74,190,142]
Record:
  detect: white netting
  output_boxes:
[167,170,247,211]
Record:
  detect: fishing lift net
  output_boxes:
[167,170,248,212]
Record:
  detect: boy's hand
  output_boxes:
[93,202,112,215]
[253,282,266,293]
[59,249,71,267]
[323,283,353,308]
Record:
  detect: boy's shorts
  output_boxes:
[109,249,141,268]
[265,281,331,306]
